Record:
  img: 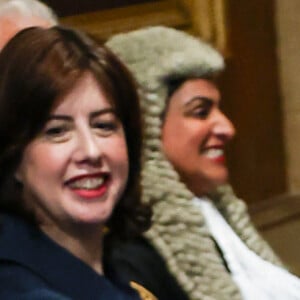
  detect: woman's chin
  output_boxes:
[187,173,229,197]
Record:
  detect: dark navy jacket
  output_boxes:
[104,235,189,300]
[0,213,140,300]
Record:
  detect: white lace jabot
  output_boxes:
[194,197,300,300]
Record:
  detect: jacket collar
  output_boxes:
[0,213,139,300]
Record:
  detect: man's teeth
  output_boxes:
[203,148,224,158]
[69,177,104,189]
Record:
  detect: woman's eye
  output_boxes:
[45,126,67,136]
[93,121,118,135]
[186,98,214,119]
[42,125,71,142]
[189,104,213,119]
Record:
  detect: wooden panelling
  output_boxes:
[45,0,157,17]
[60,0,228,51]
[61,1,190,40]
[249,194,300,231]
[249,194,300,276]
[220,0,287,203]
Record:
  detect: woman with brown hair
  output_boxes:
[0,26,151,299]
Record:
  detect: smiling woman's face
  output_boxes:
[162,78,236,196]
[15,72,129,232]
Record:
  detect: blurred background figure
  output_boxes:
[0,0,57,49]
[105,26,300,300]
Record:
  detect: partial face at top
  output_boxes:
[0,15,52,50]
[16,72,129,233]
[162,78,235,196]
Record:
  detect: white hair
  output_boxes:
[0,0,57,25]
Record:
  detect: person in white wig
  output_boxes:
[105,26,300,300]
[0,0,57,50]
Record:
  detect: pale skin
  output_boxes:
[0,14,52,50]
[162,78,236,196]
[16,72,129,274]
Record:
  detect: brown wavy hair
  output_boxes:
[0,26,151,237]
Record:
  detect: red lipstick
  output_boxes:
[71,184,108,199]
[212,155,226,164]
[65,173,109,200]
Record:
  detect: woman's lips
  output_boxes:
[71,184,108,199]
[202,148,226,164]
[65,173,110,199]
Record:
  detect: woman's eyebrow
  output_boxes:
[90,108,115,119]
[47,108,116,121]
[47,115,72,121]
[184,96,214,107]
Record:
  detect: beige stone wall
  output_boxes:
[275,1,300,191]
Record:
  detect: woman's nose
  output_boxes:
[213,111,236,141]
[74,131,102,164]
